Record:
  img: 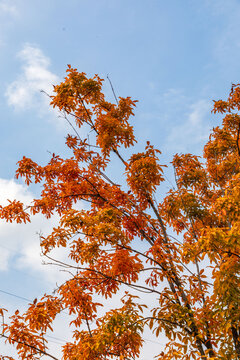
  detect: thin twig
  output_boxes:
[107,74,119,104]
[237,121,240,157]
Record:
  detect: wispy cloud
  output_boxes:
[5,44,59,112]
[166,98,212,153]
[204,0,240,74]
[144,84,212,154]
[0,0,18,47]
[0,0,17,16]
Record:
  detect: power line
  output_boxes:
[0,289,31,302]
[46,335,66,343]
[0,287,70,315]
[143,337,165,346]
[0,289,68,346]
[0,288,166,348]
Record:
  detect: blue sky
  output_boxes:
[1,0,240,358]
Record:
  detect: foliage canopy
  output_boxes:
[1,66,240,359]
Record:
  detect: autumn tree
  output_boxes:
[1,66,240,359]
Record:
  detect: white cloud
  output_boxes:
[0,178,69,283]
[5,44,59,113]
[0,179,32,271]
[0,178,32,205]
